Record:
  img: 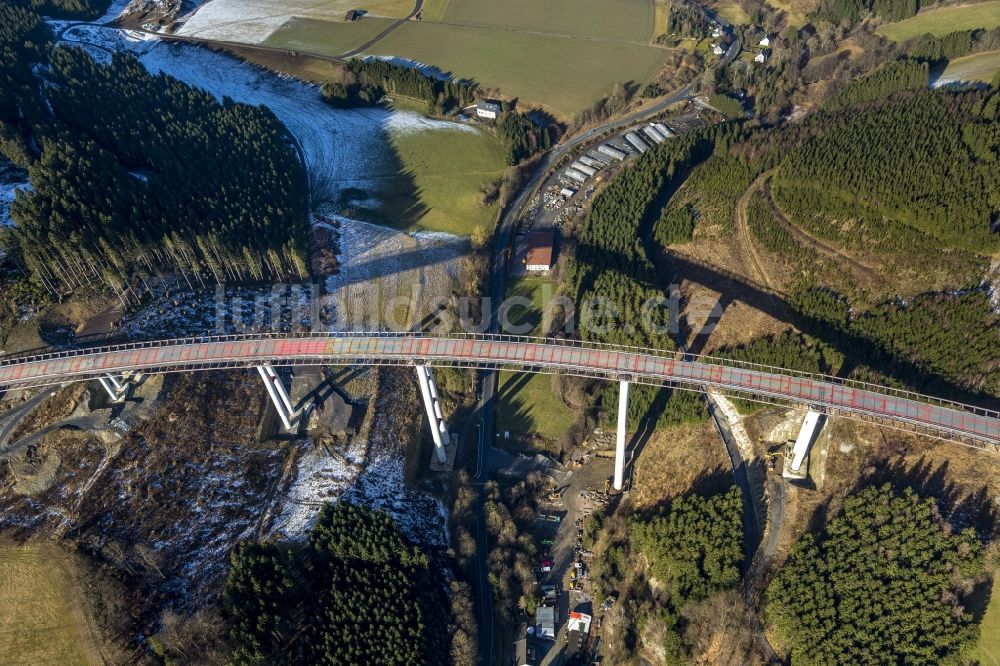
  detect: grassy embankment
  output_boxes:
[377,125,508,235]
[714,2,753,25]
[876,1,1000,41]
[0,545,100,666]
[496,277,576,446]
[940,49,1000,83]
[761,0,816,27]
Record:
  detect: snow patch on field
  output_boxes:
[324,217,466,330]
[385,112,477,135]
[176,0,384,43]
[271,438,368,537]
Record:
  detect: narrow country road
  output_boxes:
[471,20,742,666]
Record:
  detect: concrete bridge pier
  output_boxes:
[784,409,825,479]
[97,372,144,402]
[614,379,630,491]
[257,364,302,432]
[416,364,449,464]
[98,375,128,402]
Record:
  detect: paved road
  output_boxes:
[338,0,424,58]
[706,393,782,663]
[0,388,54,450]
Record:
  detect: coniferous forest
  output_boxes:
[567,80,1000,406]
[774,88,1000,253]
[0,9,309,297]
[767,485,984,665]
[224,503,450,666]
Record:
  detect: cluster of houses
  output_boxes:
[755,34,772,63]
[709,22,772,64]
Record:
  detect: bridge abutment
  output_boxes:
[614,379,630,491]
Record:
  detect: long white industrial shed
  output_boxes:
[0,332,997,448]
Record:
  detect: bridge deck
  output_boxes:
[0,333,997,446]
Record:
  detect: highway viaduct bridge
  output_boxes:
[0,332,997,489]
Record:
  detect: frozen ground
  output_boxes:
[116,215,465,339]
[175,0,410,43]
[271,437,367,537]
[342,369,449,547]
[986,258,1000,317]
[324,217,467,331]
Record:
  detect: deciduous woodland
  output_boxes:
[0,9,309,298]
[584,486,745,663]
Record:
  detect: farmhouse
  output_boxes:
[755,49,770,63]
[712,43,724,55]
[476,100,501,120]
[567,612,592,657]
[344,9,363,20]
[525,230,556,272]
[758,34,771,46]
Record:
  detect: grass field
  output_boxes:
[369,22,670,115]
[0,545,98,666]
[495,277,576,444]
[714,2,753,25]
[877,1,1000,41]
[763,0,816,26]
[438,0,655,43]
[496,370,576,444]
[376,125,507,235]
[938,49,1000,83]
[265,17,397,56]
[420,0,451,21]
[972,569,1000,665]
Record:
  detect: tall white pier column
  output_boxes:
[614,379,630,490]
[257,364,299,432]
[416,365,449,463]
